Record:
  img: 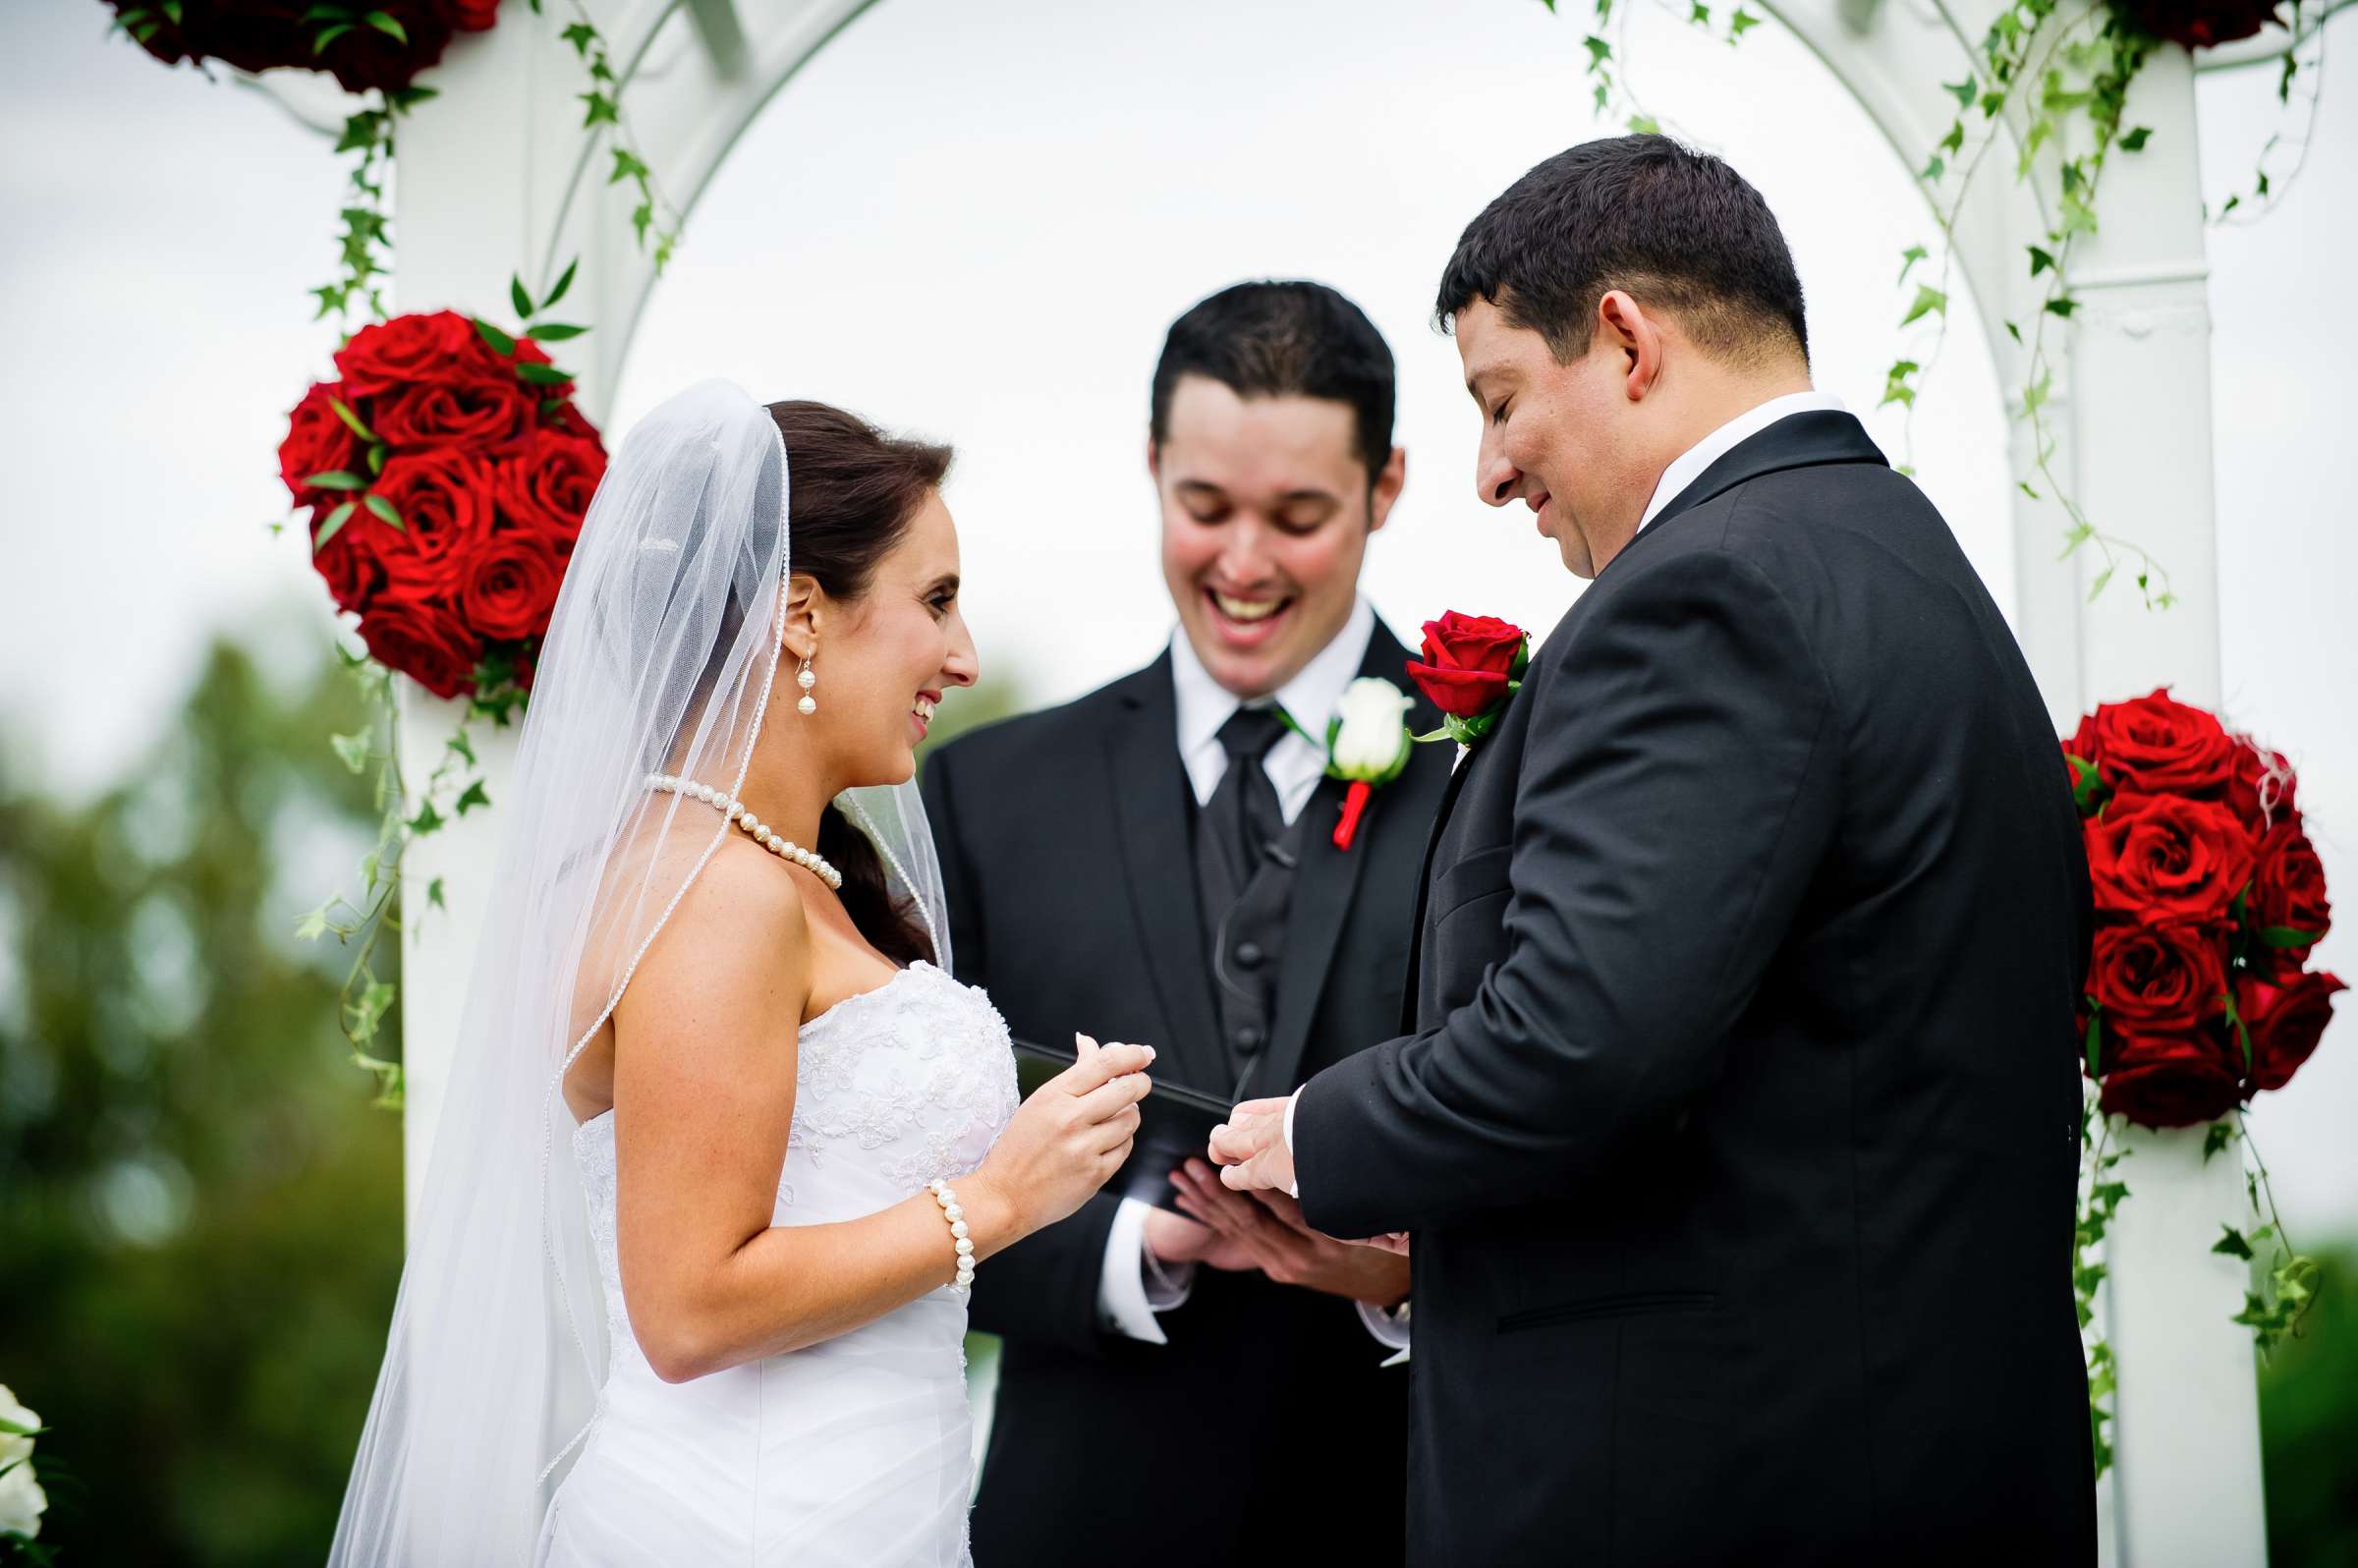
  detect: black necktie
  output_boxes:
[1202,705,1291,897]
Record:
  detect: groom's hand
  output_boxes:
[1170,1161,1410,1308]
[1207,1097,1294,1195]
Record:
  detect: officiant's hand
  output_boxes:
[1141,1203,1256,1272]
[1169,1161,1410,1308]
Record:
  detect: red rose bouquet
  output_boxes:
[103,0,497,95]
[279,303,606,700]
[2067,689,2341,1128]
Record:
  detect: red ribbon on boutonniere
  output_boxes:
[1281,677,1416,851]
[1404,611,1531,747]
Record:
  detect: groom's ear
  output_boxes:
[1596,290,1663,404]
[1145,436,1162,482]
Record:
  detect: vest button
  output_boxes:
[1234,1025,1264,1053]
[1234,941,1265,969]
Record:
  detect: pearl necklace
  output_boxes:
[646,773,844,890]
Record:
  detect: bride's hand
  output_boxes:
[967,1034,1152,1244]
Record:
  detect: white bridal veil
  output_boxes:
[330,379,949,1564]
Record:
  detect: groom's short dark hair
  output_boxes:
[1436,135,1809,366]
[1151,281,1396,484]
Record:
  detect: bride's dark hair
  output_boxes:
[766,399,953,969]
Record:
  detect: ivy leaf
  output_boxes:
[295,905,332,942]
[610,146,650,186]
[2019,479,2041,501]
[1980,89,2006,118]
[632,200,654,245]
[1900,284,1948,326]
[364,492,404,530]
[330,730,372,773]
[2087,566,2115,602]
[409,800,445,836]
[428,877,447,911]
[581,90,619,128]
[2119,126,2153,152]
[1943,77,1975,108]
[363,8,406,43]
[1629,114,1660,135]
[561,20,596,53]
[455,779,492,816]
[511,274,534,320]
[1729,6,1759,37]
[446,727,477,766]
[327,395,376,442]
[474,316,518,357]
[1940,120,1966,157]
[2046,296,2079,318]
[1690,1,1710,21]
[2214,1224,2255,1261]
[2203,1123,2236,1163]
[1897,244,1928,283]
[314,499,359,551]
[2022,372,2051,415]
[2005,319,2024,346]
[1583,33,1612,68]
[2029,245,2056,276]
[542,256,580,309]
[1920,153,1946,183]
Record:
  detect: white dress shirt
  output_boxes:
[1098,597,1406,1350]
[1273,392,1848,1359]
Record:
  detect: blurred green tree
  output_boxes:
[0,628,401,1565]
[2262,1245,2358,1567]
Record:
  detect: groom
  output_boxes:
[1213,137,2096,1565]
[923,282,1455,1566]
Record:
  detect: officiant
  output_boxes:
[922,281,1451,1566]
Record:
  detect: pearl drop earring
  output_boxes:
[796,654,817,716]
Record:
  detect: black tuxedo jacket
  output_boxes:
[922,622,1454,1567]
[1293,413,2096,1566]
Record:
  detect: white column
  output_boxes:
[2066,47,2268,1568]
[390,8,557,1228]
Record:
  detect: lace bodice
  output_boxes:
[571,961,1020,1368]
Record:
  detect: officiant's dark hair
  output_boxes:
[1150,281,1396,485]
[760,398,953,969]
[1435,135,1809,367]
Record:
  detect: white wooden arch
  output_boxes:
[391,4,2259,1561]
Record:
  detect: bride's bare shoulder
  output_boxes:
[586,833,814,1028]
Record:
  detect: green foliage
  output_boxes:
[0,628,404,1562]
[559,2,680,271]
[2257,1245,2358,1565]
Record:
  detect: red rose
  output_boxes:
[1405,612,1528,721]
[2089,924,2228,1036]
[458,532,565,643]
[2086,793,2258,924]
[280,382,362,509]
[2237,970,2346,1093]
[358,589,481,700]
[492,426,607,551]
[368,448,498,597]
[334,310,480,398]
[310,506,396,615]
[2227,736,2299,834]
[432,0,501,30]
[2117,0,2284,51]
[373,373,539,454]
[2248,821,2332,969]
[2081,689,2239,800]
[2098,1035,2244,1129]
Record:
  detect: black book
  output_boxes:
[1010,1037,1231,1213]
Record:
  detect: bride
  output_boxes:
[330,380,1152,1565]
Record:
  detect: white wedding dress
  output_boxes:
[535,960,1020,1567]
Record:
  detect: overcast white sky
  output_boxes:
[1,0,2351,1231]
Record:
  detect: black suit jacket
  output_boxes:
[1294,413,2096,1567]
[923,622,1454,1567]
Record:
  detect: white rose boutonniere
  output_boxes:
[0,1383,49,1547]
[1286,677,1415,851]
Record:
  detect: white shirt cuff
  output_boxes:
[1358,1299,1413,1359]
[1097,1197,1194,1344]
[1281,1089,1302,1201]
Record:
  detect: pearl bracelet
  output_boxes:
[927,1178,977,1296]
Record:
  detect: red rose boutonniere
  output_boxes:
[1404,611,1530,747]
